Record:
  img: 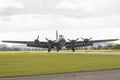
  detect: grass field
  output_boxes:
[0,51,120,78]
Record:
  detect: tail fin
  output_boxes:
[56,30,58,41]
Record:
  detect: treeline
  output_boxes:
[0,47,21,51]
[0,44,120,51]
[0,46,41,51]
[96,44,120,50]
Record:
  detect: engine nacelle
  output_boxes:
[27,43,40,47]
[76,42,93,47]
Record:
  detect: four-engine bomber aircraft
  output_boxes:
[2,31,119,52]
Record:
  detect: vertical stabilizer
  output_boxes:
[56,30,58,41]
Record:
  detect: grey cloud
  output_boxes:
[1,0,120,19]
[0,0,84,18]
[0,14,71,32]
[0,0,120,33]
[0,7,23,16]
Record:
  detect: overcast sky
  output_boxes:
[0,0,120,45]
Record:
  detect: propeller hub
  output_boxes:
[84,39,89,43]
[48,40,53,44]
[45,38,56,45]
[34,39,39,43]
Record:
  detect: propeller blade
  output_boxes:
[45,38,49,41]
[67,39,71,41]
[75,38,79,41]
[37,36,39,40]
[89,37,92,40]
[81,37,84,40]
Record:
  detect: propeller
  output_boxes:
[81,37,92,49]
[67,38,79,52]
[45,30,59,52]
[34,35,40,44]
[67,38,79,42]
[45,38,54,44]
[45,38,56,43]
[81,37,92,43]
[45,38,56,52]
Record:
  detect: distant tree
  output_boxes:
[111,44,120,49]
[12,48,21,51]
[0,47,8,51]
[97,45,103,49]
[102,44,120,49]
[102,44,113,49]
[0,47,21,51]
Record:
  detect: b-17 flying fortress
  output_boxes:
[2,31,119,52]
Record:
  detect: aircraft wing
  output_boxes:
[1,40,48,48]
[2,40,33,44]
[65,39,119,48]
[78,39,119,43]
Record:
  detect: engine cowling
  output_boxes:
[27,43,41,47]
[78,42,93,46]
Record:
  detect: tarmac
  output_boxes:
[1,52,120,80]
[1,70,120,80]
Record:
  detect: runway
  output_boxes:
[76,52,120,55]
[1,70,120,80]
[52,51,120,55]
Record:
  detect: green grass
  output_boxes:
[0,51,120,78]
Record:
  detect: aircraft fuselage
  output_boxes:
[55,34,66,50]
